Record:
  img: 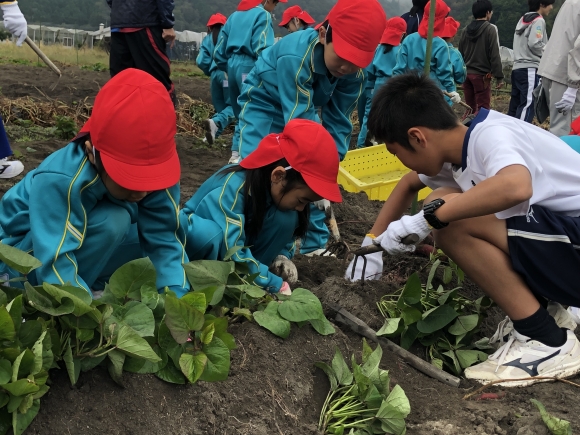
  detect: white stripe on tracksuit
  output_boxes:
[520,68,536,121]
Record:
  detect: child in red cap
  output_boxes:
[181,119,342,294]
[393,0,461,106]
[441,17,467,86]
[279,5,315,33]
[198,13,235,144]
[357,17,407,148]
[233,0,387,256]
[0,69,190,298]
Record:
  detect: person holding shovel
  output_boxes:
[181,119,343,295]
[348,71,580,386]
[0,0,27,179]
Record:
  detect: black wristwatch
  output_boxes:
[423,199,449,230]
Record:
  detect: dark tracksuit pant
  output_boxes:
[110,27,175,105]
[508,67,539,123]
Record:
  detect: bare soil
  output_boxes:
[1,64,578,435]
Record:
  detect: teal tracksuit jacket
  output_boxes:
[214,5,274,120]
[359,45,402,147]
[197,34,235,136]
[447,42,467,85]
[0,141,190,297]
[393,32,455,101]
[181,168,297,292]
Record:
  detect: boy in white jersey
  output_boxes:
[349,71,580,386]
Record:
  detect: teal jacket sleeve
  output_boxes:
[28,172,91,293]
[321,69,365,160]
[214,23,230,72]
[137,184,190,297]
[392,39,409,76]
[276,54,319,124]
[433,41,456,93]
[201,173,283,292]
[278,240,296,260]
[197,37,213,77]
[450,47,466,84]
[251,10,274,58]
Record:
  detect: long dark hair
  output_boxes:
[219,159,310,240]
[210,24,223,45]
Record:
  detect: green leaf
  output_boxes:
[232,307,253,321]
[0,244,41,275]
[401,307,422,326]
[314,362,338,390]
[386,385,411,417]
[12,399,40,435]
[0,307,15,342]
[107,350,125,386]
[278,288,323,322]
[377,387,409,435]
[107,302,155,338]
[400,324,419,350]
[18,321,42,350]
[309,316,335,336]
[200,323,215,345]
[448,314,480,336]
[426,259,440,290]
[362,345,383,381]
[223,246,243,261]
[30,331,47,375]
[253,302,291,339]
[155,359,186,385]
[331,347,353,386]
[179,352,207,383]
[398,273,422,308]
[42,283,94,317]
[183,261,233,305]
[377,318,403,337]
[199,337,230,382]
[12,350,34,382]
[417,305,459,334]
[63,342,81,385]
[442,350,461,376]
[442,266,453,284]
[431,358,443,370]
[164,294,205,343]
[181,292,207,313]
[24,283,75,317]
[115,325,162,362]
[80,355,106,372]
[362,339,374,363]
[530,399,572,435]
[7,295,22,335]
[1,379,39,396]
[227,285,266,299]
[0,403,9,435]
[206,317,236,350]
[140,284,160,311]
[456,350,487,369]
[0,361,11,385]
[108,258,157,300]
[7,395,23,414]
[32,385,49,400]
[437,289,458,306]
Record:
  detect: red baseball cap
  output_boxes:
[441,17,460,38]
[418,0,450,38]
[326,0,387,68]
[240,120,342,203]
[237,0,287,11]
[279,5,315,27]
[571,116,580,135]
[380,17,407,46]
[79,68,180,191]
[207,13,227,27]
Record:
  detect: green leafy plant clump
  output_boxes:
[376,253,493,375]
[316,340,410,435]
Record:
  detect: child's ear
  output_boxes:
[318,26,327,44]
[271,166,287,184]
[85,140,96,165]
[407,128,427,149]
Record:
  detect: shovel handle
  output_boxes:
[352,233,420,256]
[442,90,471,111]
[25,36,62,77]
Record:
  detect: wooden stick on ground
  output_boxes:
[327,303,461,388]
[25,37,61,77]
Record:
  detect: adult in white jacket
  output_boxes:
[538,0,580,136]
[0,1,26,178]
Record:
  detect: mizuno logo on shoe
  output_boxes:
[0,165,10,175]
[503,350,561,377]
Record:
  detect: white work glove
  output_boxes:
[1,2,27,46]
[279,281,292,296]
[448,91,461,104]
[374,211,431,255]
[314,199,331,212]
[269,255,298,285]
[345,236,383,282]
[555,87,578,115]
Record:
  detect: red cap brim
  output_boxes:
[302,172,342,203]
[279,16,292,26]
[332,29,375,68]
[100,148,181,191]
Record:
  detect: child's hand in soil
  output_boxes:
[269,255,298,285]
[375,211,430,255]
[345,236,383,281]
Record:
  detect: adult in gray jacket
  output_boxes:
[538,0,580,136]
[508,0,554,123]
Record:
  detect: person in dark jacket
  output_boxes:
[401,0,429,35]
[458,0,504,114]
[107,0,177,105]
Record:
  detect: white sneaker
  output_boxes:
[228,151,240,165]
[0,157,24,179]
[489,302,577,348]
[465,330,580,387]
[203,119,218,145]
[302,248,336,257]
[568,306,580,325]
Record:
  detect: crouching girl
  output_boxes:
[181,119,342,294]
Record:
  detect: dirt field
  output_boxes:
[1,64,578,435]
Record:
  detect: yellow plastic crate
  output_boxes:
[338,144,431,201]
